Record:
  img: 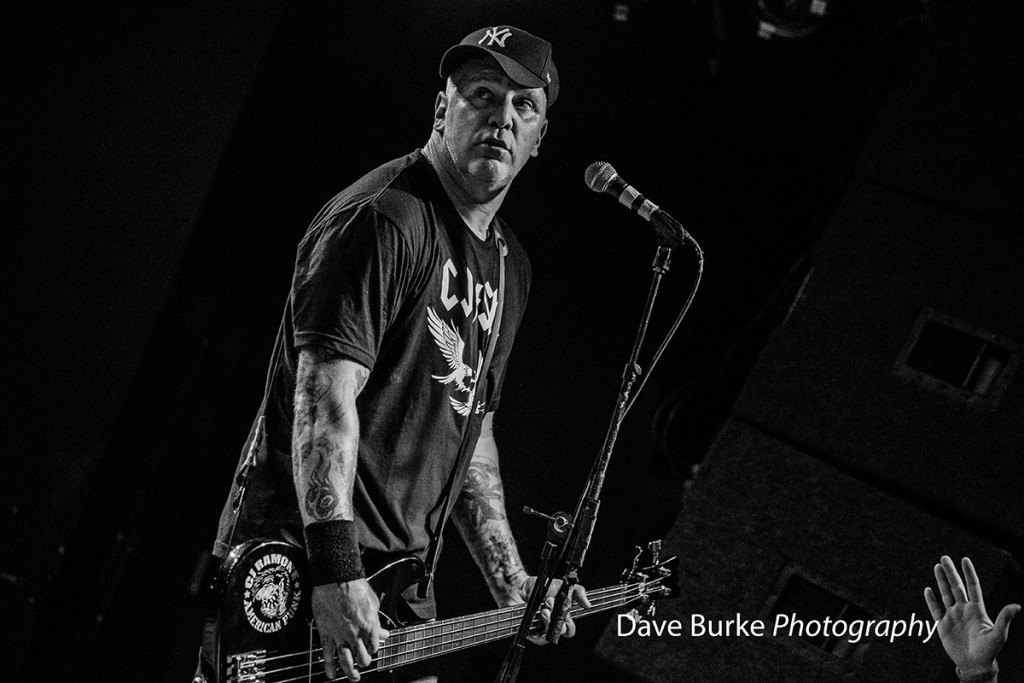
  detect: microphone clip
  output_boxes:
[651,210,691,249]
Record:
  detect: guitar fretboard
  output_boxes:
[377,582,634,668]
[231,579,659,682]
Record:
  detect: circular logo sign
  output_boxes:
[243,551,302,633]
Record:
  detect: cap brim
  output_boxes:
[439,44,548,90]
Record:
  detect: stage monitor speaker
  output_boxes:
[732,180,1024,541]
[594,418,1023,682]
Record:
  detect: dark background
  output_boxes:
[4,1,1021,682]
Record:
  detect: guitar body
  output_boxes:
[196,537,425,683]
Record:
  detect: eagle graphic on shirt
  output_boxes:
[426,306,485,416]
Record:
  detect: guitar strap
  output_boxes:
[419,223,507,597]
[216,303,287,556]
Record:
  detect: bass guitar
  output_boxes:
[196,537,677,682]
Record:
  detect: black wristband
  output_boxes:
[303,520,365,586]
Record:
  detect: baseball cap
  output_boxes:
[439,26,559,107]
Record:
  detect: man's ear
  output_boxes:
[432,90,448,133]
[530,119,548,158]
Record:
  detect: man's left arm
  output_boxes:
[451,412,589,639]
[451,412,529,603]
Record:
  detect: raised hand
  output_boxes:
[924,555,1019,681]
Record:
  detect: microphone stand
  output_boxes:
[495,238,677,683]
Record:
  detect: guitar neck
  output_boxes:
[236,580,651,682]
[376,580,642,671]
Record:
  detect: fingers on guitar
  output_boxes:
[337,643,360,681]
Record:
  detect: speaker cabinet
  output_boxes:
[595,418,1023,682]
[732,181,1024,540]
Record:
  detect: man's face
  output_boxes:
[434,57,548,196]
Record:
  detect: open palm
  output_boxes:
[924,555,1019,679]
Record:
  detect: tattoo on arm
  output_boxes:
[302,436,339,521]
[292,349,367,524]
[458,461,507,529]
[482,533,526,591]
[455,454,528,599]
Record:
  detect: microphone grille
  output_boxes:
[584,161,617,193]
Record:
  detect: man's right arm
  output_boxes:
[293,347,365,524]
[293,347,384,681]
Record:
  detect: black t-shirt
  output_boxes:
[218,150,530,577]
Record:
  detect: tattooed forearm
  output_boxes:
[482,533,528,593]
[457,461,506,530]
[302,437,339,521]
[292,349,366,525]
[455,513,530,603]
[454,443,530,603]
[301,365,333,405]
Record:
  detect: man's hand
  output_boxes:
[512,576,592,644]
[312,579,389,681]
[924,555,1019,681]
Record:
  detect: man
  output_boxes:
[205,25,587,683]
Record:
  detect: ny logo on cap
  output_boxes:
[479,26,512,48]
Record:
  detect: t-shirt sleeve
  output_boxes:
[291,209,409,370]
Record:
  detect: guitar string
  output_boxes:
[260,595,655,683]
[254,580,661,678]
[255,583,639,669]
[241,579,668,683]
[258,592,639,683]
[249,587,646,683]
[267,597,610,679]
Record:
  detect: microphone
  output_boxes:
[584,161,691,248]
